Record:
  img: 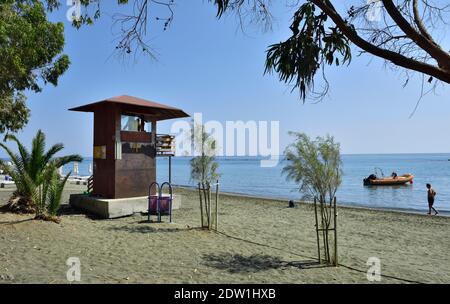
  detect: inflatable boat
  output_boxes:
[363,174,414,186]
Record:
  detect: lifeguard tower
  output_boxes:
[68,95,189,218]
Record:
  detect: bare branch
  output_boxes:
[112,0,175,58]
[381,0,450,69]
[310,0,450,83]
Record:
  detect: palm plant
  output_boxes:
[0,129,82,215]
[32,163,71,223]
[47,169,71,217]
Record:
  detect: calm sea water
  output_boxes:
[63,154,450,214]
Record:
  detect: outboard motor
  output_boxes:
[363,174,377,186]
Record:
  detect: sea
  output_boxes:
[47,153,450,215]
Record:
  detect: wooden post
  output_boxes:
[334,196,338,267]
[168,156,172,184]
[198,183,204,228]
[151,120,157,143]
[208,184,212,230]
[139,116,145,131]
[313,197,321,263]
[202,182,209,228]
[215,180,219,231]
[151,120,157,207]
[151,119,157,165]
[319,195,328,263]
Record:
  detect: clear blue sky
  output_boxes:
[3,1,450,157]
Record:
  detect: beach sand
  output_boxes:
[1,184,449,284]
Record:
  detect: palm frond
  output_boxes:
[42,143,64,165]
[22,172,39,213]
[52,154,83,168]
[4,134,31,171]
[47,171,70,216]
[0,142,24,172]
[29,130,46,181]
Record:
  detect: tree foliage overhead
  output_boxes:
[69,0,450,100]
[212,0,450,99]
[0,0,70,134]
[3,0,447,121]
[264,3,351,99]
[0,93,29,134]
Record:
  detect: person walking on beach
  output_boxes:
[426,183,439,215]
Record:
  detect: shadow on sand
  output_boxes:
[57,204,102,220]
[202,252,324,273]
[212,231,424,283]
[106,220,200,234]
[0,217,34,225]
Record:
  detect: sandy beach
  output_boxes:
[1,184,449,284]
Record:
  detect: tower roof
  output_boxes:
[69,95,190,121]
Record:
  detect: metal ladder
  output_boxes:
[148,182,173,223]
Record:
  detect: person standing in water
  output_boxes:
[426,183,439,215]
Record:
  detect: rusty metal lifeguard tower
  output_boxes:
[68,95,189,218]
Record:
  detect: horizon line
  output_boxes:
[2,152,450,160]
[72,152,450,158]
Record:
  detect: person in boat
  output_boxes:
[426,183,439,215]
[368,174,377,180]
[391,172,398,179]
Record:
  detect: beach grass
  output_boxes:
[1,184,449,284]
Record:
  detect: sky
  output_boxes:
[2,1,450,157]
